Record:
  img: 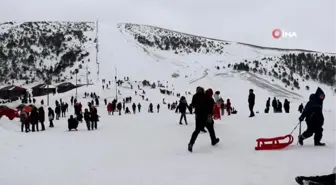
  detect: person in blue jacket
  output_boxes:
[298,87,325,146]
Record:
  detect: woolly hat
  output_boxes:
[206,88,213,96]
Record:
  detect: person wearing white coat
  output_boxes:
[213,91,222,104]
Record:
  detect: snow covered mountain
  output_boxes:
[0,1,335,185]
[1,21,334,94]
[0,21,97,85]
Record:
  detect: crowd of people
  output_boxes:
[10,79,330,184]
[14,78,326,150]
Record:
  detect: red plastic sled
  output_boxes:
[255,134,294,150]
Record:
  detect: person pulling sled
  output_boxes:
[295,167,336,185]
[298,87,326,146]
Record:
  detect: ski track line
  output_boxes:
[240,72,302,100]
[189,69,209,84]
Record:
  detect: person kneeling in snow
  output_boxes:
[295,167,336,185]
[68,115,79,131]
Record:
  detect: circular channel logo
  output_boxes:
[272,29,282,39]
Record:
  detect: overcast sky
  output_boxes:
[1,0,335,53]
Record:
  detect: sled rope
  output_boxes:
[288,122,301,145]
[290,122,301,135]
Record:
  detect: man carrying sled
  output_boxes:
[298,87,326,146]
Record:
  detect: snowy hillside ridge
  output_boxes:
[118,23,230,55]
[231,52,336,89]
[118,23,335,54]
[0,21,96,85]
[118,23,336,87]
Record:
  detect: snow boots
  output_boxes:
[188,138,220,153]
[298,135,326,146]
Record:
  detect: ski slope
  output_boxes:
[1,0,336,185]
[0,77,335,185]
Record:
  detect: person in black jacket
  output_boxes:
[157,104,160,113]
[298,103,303,113]
[117,102,122,115]
[283,99,290,113]
[298,87,326,146]
[55,105,60,120]
[38,106,46,131]
[61,103,67,118]
[248,89,255,117]
[132,103,136,114]
[272,97,277,113]
[177,96,188,125]
[265,97,270,113]
[137,103,141,113]
[188,87,220,152]
[30,107,39,132]
[84,108,91,130]
[20,110,29,132]
[68,115,79,131]
[90,105,99,130]
[277,100,282,113]
[191,87,207,132]
[48,107,54,127]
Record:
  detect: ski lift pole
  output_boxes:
[47,83,49,106]
[115,65,118,100]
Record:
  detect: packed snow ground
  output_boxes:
[1,0,336,184]
[1,23,335,183]
[0,80,335,185]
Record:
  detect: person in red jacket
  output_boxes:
[226,99,231,115]
[107,103,112,115]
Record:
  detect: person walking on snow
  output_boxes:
[188,87,219,152]
[157,104,160,113]
[107,103,112,115]
[38,106,46,131]
[191,87,207,133]
[265,97,270,113]
[177,96,188,125]
[30,107,39,132]
[213,91,222,104]
[272,97,277,113]
[226,98,231,115]
[298,87,326,146]
[137,103,141,113]
[284,99,290,113]
[20,110,29,132]
[248,89,255,117]
[132,103,136,114]
[48,107,55,128]
[84,109,91,130]
[298,103,304,113]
